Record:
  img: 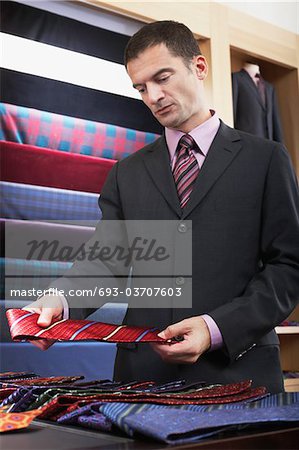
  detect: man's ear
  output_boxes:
[194,55,208,80]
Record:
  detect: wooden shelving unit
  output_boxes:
[276,306,299,392]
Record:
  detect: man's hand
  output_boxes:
[151,316,211,364]
[22,295,64,350]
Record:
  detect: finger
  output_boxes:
[151,340,188,357]
[37,308,60,327]
[23,307,42,315]
[158,320,187,340]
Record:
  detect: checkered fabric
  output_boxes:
[0,182,101,221]
[1,257,72,299]
[0,103,159,160]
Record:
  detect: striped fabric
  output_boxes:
[0,103,159,160]
[6,309,164,343]
[0,181,101,222]
[173,134,200,208]
[99,392,299,439]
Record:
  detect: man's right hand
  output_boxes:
[22,295,64,350]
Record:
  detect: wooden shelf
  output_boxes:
[275,326,299,334]
[284,378,299,392]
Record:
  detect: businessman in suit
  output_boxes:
[232,67,284,143]
[24,21,299,393]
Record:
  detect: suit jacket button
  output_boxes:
[175,276,185,286]
[178,223,187,233]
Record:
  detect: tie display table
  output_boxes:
[1,419,299,450]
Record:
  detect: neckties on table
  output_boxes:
[173,134,200,208]
[6,309,166,343]
[0,408,44,432]
[255,73,266,107]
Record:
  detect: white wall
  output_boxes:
[219,1,298,34]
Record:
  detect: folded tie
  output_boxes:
[0,408,44,433]
[6,309,166,343]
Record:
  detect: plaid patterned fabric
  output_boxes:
[0,103,159,160]
[0,182,101,221]
[1,257,72,299]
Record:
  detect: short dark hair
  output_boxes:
[124,20,201,67]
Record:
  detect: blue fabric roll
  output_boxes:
[0,181,101,222]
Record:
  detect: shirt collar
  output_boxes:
[165,110,220,161]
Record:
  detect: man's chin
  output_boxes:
[155,115,180,129]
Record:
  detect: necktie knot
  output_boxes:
[178,134,195,153]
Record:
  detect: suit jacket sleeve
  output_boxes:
[210,144,299,361]
[51,162,130,320]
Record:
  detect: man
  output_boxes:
[24,21,299,393]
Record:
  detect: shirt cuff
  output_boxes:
[201,314,223,350]
[59,294,69,320]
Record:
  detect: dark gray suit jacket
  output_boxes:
[53,121,299,393]
[232,69,284,143]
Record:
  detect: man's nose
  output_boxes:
[147,84,165,105]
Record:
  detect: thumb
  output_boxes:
[37,308,58,328]
[158,322,184,340]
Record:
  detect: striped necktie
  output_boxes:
[255,73,266,107]
[6,309,166,343]
[173,134,200,208]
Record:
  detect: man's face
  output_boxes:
[127,44,208,133]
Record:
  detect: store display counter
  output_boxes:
[2,419,299,450]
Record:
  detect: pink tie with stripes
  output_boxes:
[173,134,200,208]
[6,309,166,343]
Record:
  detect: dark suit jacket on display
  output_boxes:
[232,69,284,143]
[52,121,299,393]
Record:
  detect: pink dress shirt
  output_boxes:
[165,111,223,350]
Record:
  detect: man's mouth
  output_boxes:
[155,105,173,115]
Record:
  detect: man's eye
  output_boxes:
[159,76,169,83]
[138,88,145,94]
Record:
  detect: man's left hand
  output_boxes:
[151,316,211,364]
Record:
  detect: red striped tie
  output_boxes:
[6,309,166,343]
[173,134,200,208]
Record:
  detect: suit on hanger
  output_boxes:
[53,121,299,393]
[232,69,284,143]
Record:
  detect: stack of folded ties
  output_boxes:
[0,371,298,443]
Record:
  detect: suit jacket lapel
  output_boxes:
[241,69,265,110]
[182,121,242,218]
[142,135,182,217]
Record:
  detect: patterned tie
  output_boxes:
[6,309,166,343]
[173,134,200,208]
[0,408,44,432]
[255,73,266,107]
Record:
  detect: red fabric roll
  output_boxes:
[0,140,116,193]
